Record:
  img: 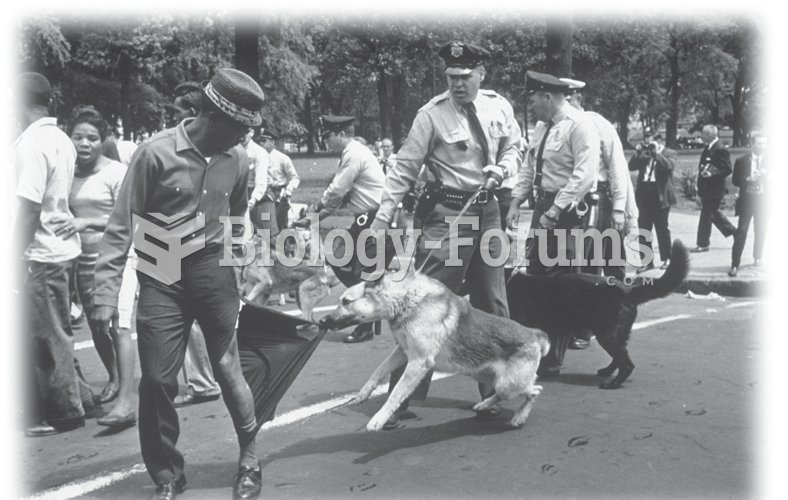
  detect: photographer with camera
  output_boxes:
[692,124,736,253]
[378,137,397,174]
[629,126,677,272]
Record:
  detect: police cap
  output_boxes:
[526,71,571,94]
[559,77,586,94]
[260,128,279,141]
[439,41,491,76]
[320,115,355,138]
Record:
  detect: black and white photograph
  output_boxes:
[3,1,783,499]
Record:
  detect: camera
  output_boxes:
[639,141,656,157]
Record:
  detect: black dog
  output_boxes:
[506,239,689,389]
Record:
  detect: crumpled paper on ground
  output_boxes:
[685,290,726,301]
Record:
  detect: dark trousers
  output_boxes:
[731,197,768,267]
[583,186,625,280]
[135,247,245,485]
[275,197,290,232]
[389,201,509,404]
[696,196,735,248]
[24,259,85,428]
[527,199,585,373]
[637,184,673,263]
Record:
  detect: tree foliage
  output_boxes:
[16,13,763,148]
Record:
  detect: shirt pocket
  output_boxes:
[441,129,471,150]
[488,120,509,139]
[544,127,564,152]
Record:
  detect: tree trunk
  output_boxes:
[665,41,681,150]
[234,18,260,84]
[545,18,573,77]
[391,73,406,148]
[377,69,390,140]
[729,68,745,147]
[303,87,315,154]
[617,98,632,148]
[119,51,132,141]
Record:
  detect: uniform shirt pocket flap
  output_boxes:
[441,129,471,144]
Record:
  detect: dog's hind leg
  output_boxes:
[597,360,618,378]
[509,384,543,428]
[595,336,634,389]
[366,358,434,432]
[356,345,408,404]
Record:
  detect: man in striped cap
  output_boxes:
[92,68,265,500]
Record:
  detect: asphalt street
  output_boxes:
[21,291,764,500]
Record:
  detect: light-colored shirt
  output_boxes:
[14,117,81,263]
[69,160,127,256]
[376,89,522,224]
[93,119,249,308]
[117,141,138,166]
[512,101,600,210]
[246,139,271,204]
[268,149,300,197]
[320,140,385,216]
[379,153,397,174]
[587,112,627,212]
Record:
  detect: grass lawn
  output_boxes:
[285,148,749,222]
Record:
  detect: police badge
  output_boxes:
[451,42,463,58]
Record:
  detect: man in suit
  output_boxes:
[729,132,768,276]
[629,126,677,272]
[693,124,736,252]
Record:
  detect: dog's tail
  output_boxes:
[626,239,689,305]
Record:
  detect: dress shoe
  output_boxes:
[475,404,503,420]
[343,324,374,344]
[660,259,670,270]
[635,262,654,274]
[97,411,137,428]
[173,392,221,408]
[728,266,738,277]
[690,246,709,253]
[96,385,119,405]
[233,464,262,500]
[151,478,186,500]
[568,338,590,350]
[25,423,58,437]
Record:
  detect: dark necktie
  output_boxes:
[464,102,489,165]
[534,120,554,188]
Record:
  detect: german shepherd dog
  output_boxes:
[320,267,550,432]
[506,239,690,389]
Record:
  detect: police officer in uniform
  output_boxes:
[561,78,638,349]
[307,115,386,343]
[370,41,522,428]
[505,70,600,377]
[259,129,300,232]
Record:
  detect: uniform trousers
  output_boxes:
[135,246,252,485]
[388,200,509,403]
[526,198,585,374]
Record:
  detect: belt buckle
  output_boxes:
[476,190,489,204]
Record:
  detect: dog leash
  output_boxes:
[415,183,487,275]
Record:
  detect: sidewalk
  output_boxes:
[511,208,767,298]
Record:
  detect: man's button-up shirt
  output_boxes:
[376,89,522,224]
[320,140,385,216]
[513,101,599,210]
[93,119,249,308]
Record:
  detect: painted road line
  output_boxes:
[260,372,452,431]
[31,310,718,500]
[23,464,146,500]
[632,314,693,331]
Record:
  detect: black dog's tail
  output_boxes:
[626,239,690,305]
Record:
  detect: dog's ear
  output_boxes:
[404,261,416,279]
[363,276,384,291]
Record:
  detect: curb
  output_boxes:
[678,277,765,298]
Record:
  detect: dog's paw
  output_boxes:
[472,400,492,412]
[366,414,388,432]
[354,392,370,405]
[507,418,526,428]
